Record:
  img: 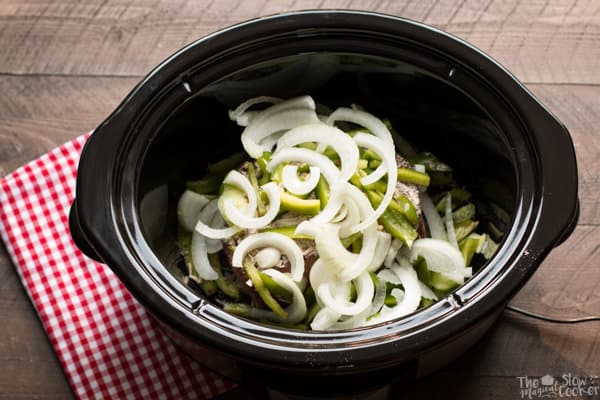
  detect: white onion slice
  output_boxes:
[203,200,225,252]
[222,170,258,215]
[190,231,218,280]
[329,307,370,330]
[241,108,319,158]
[350,133,397,234]
[267,147,340,185]
[370,276,388,315]
[366,259,421,325]
[445,193,459,250]
[177,190,212,232]
[384,238,403,267]
[254,247,282,269]
[312,184,379,281]
[228,96,282,123]
[281,165,321,195]
[222,182,280,229]
[326,107,394,145]
[368,231,392,271]
[318,270,374,316]
[377,268,402,285]
[353,132,396,186]
[311,259,374,316]
[408,238,467,284]
[310,306,342,331]
[231,232,305,282]
[420,192,447,241]
[275,123,360,183]
[194,199,241,239]
[419,281,438,301]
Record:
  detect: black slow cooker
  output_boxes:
[69,10,579,399]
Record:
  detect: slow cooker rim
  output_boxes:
[72,9,578,369]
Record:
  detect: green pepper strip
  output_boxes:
[279,190,321,215]
[223,303,253,317]
[209,253,240,299]
[454,219,479,242]
[315,176,330,210]
[207,152,247,175]
[367,191,417,246]
[397,167,430,187]
[364,187,417,227]
[186,175,221,194]
[452,203,476,224]
[260,225,313,240]
[256,152,272,185]
[243,258,288,319]
[340,232,362,248]
[394,194,419,227]
[362,148,381,161]
[362,179,387,194]
[259,271,293,303]
[246,162,266,216]
[459,234,483,266]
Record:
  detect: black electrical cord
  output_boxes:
[505,305,600,324]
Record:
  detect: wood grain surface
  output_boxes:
[1,1,599,399]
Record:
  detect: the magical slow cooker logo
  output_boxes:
[517,374,599,398]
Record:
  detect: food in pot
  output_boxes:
[175,95,501,330]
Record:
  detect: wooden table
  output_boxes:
[1,1,598,399]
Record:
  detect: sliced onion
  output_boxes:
[326,107,394,145]
[366,259,421,325]
[370,276,388,314]
[420,192,447,241]
[222,182,280,229]
[281,165,321,195]
[204,201,226,252]
[384,238,403,267]
[275,123,360,183]
[190,231,218,280]
[231,232,305,282]
[419,281,438,301]
[368,231,392,271]
[222,170,257,215]
[329,307,370,330]
[350,133,397,233]
[377,268,402,285]
[311,260,374,316]
[228,96,282,124]
[177,190,212,232]
[195,199,241,239]
[267,147,340,185]
[310,306,341,331]
[312,185,379,281]
[254,247,282,269]
[352,132,395,186]
[445,193,459,250]
[241,100,319,158]
[408,238,467,284]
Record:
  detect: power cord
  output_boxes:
[505,305,600,324]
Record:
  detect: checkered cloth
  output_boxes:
[0,134,235,399]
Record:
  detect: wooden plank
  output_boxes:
[0,0,599,83]
[0,245,74,400]
[0,75,138,177]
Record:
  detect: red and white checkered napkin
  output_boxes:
[0,134,236,399]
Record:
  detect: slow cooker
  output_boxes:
[69,10,579,399]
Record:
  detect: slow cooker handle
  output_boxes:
[68,199,103,263]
